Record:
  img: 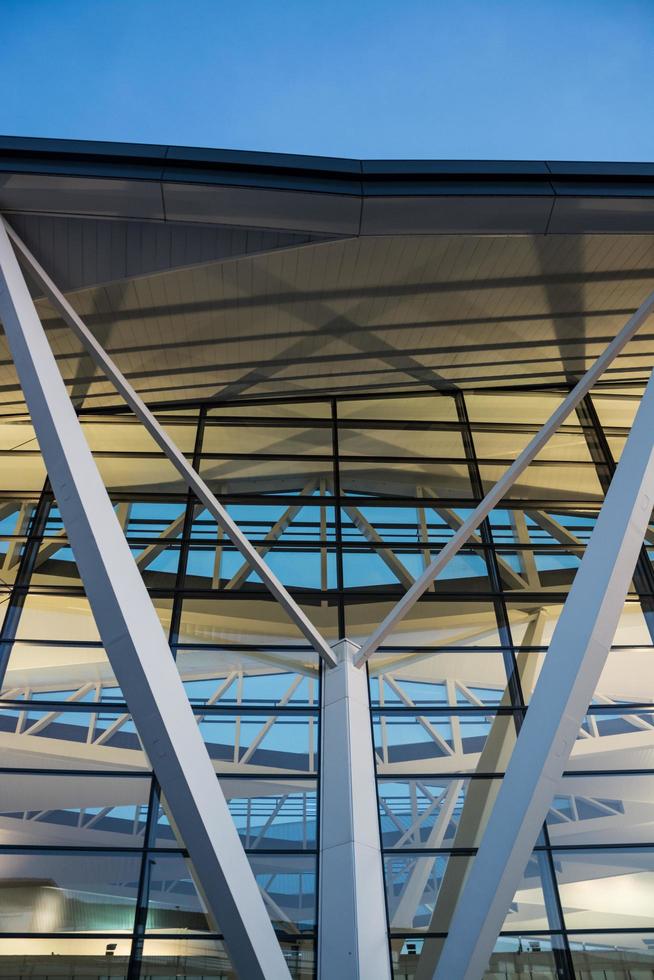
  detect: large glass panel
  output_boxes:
[548,774,654,846]
[0,708,148,770]
[0,938,132,977]
[198,455,334,495]
[348,598,501,650]
[10,385,654,974]
[179,595,338,646]
[197,711,317,774]
[14,592,173,642]
[369,649,514,709]
[201,422,332,456]
[373,710,516,776]
[390,935,561,980]
[465,391,567,426]
[378,776,500,849]
[553,847,654,930]
[384,850,548,933]
[479,461,604,502]
[204,541,338,591]
[0,772,151,846]
[207,402,330,420]
[0,851,140,933]
[141,937,315,979]
[569,932,654,976]
[568,709,654,771]
[156,778,317,850]
[145,853,316,934]
[474,426,594,465]
[337,395,458,423]
[338,425,466,459]
[340,460,474,499]
[80,414,199,454]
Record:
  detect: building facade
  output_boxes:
[0,138,654,978]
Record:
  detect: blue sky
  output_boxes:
[2,0,653,160]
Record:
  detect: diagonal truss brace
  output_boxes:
[2,217,337,669]
[355,286,654,665]
[432,359,654,980]
[0,219,292,980]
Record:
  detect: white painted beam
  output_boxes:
[226,478,318,590]
[390,779,463,929]
[342,502,415,589]
[355,287,654,665]
[3,217,336,669]
[432,363,654,980]
[318,640,391,980]
[0,219,291,980]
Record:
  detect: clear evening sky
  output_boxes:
[2,0,653,161]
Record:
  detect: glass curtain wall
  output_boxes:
[0,385,652,978]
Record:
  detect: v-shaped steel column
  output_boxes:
[0,219,291,980]
[2,217,336,669]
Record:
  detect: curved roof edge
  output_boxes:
[1,134,654,236]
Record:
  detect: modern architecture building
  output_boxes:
[0,137,654,978]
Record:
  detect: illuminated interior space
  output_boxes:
[0,138,654,978]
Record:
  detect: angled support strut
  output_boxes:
[2,217,337,669]
[432,360,654,980]
[0,219,292,980]
[355,286,654,665]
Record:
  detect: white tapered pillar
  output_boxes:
[318,639,391,980]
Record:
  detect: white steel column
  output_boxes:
[2,217,336,669]
[0,219,291,980]
[318,640,391,980]
[433,364,654,980]
[355,287,654,665]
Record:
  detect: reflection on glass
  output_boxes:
[0,938,132,977]
[553,847,654,929]
[383,851,546,933]
[0,708,148,771]
[198,455,333,496]
[337,395,458,423]
[141,937,315,979]
[369,648,513,709]
[145,853,316,934]
[201,422,332,456]
[157,779,317,850]
[549,774,654,846]
[0,772,151,846]
[569,932,654,976]
[197,712,317,774]
[378,777,499,849]
[0,852,140,933]
[340,460,474,499]
[338,425,466,459]
[389,935,561,980]
[179,595,338,646]
[373,711,516,775]
[350,598,501,650]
